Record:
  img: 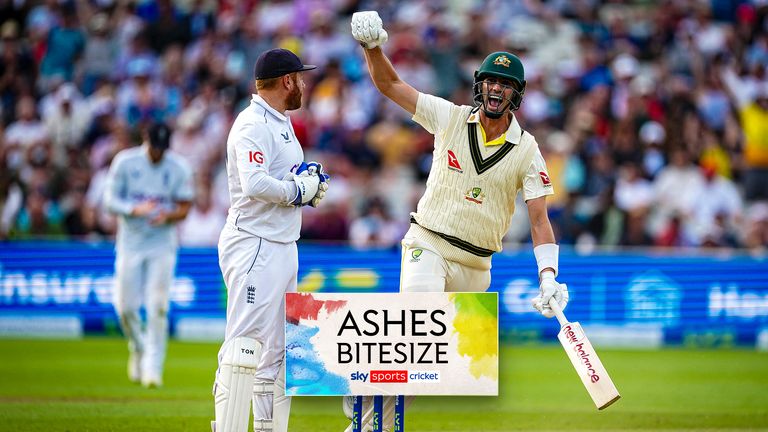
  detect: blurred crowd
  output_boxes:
[1,0,768,252]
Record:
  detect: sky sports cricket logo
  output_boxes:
[351,371,441,383]
[285,293,498,396]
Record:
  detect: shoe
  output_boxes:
[128,351,142,383]
[141,370,163,388]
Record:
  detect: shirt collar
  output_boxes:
[252,94,288,122]
[466,107,523,144]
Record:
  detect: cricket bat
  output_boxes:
[549,294,621,410]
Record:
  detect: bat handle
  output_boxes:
[547,285,568,327]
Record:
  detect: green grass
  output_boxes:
[0,338,766,431]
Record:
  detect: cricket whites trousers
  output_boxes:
[113,246,177,383]
[216,224,297,431]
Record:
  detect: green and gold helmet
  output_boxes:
[473,51,526,117]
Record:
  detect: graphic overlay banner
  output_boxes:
[285,292,498,396]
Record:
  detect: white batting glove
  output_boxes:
[531,271,568,318]
[351,11,388,49]
[306,162,330,208]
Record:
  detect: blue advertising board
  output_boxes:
[0,241,766,346]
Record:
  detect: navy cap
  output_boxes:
[254,48,317,80]
[148,122,172,150]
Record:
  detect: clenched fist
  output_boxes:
[531,271,569,318]
[351,11,389,49]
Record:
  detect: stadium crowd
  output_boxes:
[0,0,767,252]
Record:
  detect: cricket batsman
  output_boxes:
[344,11,569,430]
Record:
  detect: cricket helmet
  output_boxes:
[473,51,526,117]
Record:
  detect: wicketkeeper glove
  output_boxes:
[532,271,569,318]
[285,162,321,207]
[351,11,389,49]
[306,162,330,208]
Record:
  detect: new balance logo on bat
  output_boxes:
[563,325,600,383]
[563,324,584,343]
[572,342,600,383]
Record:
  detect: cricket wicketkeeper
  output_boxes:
[343,11,569,431]
[211,48,327,432]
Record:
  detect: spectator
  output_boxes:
[178,180,226,247]
[145,0,190,54]
[743,202,768,251]
[0,20,36,126]
[685,164,743,246]
[3,96,49,172]
[721,66,768,201]
[81,13,116,95]
[614,162,654,213]
[116,58,166,128]
[14,187,64,238]
[43,83,91,167]
[0,0,765,251]
[349,196,404,249]
[639,121,666,178]
[38,5,85,91]
[0,149,23,239]
[649,148,704,240]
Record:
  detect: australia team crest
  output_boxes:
[465,187,485,204]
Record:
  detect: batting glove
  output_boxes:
[532,271,569,318]
[306,162,330,208]
[351,11,389,49]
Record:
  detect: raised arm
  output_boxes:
[361,47,418,115]
[352,11,418,115]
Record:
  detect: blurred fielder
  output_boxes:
[211,48,329,432]
[105,122,194,388]
[346,11,569,430]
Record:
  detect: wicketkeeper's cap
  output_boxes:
[148,122,172,150]
[254,48,317,80]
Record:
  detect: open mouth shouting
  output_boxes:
[487,93,504,111]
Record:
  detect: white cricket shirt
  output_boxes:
[105,147,194,253]
[223,95,304,242]
[411,93,554,254]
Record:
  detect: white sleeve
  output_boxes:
[104,155,134,216]
[234,122,297,205]
[522,149,555,201]
[411,92,455,135]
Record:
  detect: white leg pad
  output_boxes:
[253,362,291,432]
[212,337,261,432]
[272,362,291,432]
[253,381,274,432]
